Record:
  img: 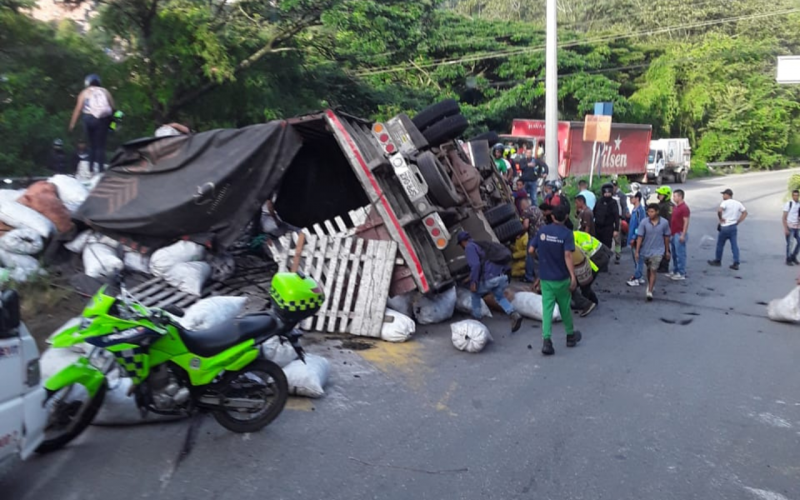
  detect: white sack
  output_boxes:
[65,230,93,253]
[284,354,330,398]
[124,251,150,273]
[455,287,493,318]
[414,287,457,325]
[0,199,54,238]
[261,336,298,368]
[149,240,205,278]
[0,228,43,255]
[767,286,800,323]
[380,308,415,343]
[0,190,23,203]
[0,249,42,282]
[512,292,562,322]
[48,175,89,211]
[179,296,247,331]
[451,319,493,353]
[76,161,93,182]
[164,261,210,296]
[83,243,123,279]
[386,293,415,319]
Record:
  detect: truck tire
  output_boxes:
[676,170,687,184]
[422,114,470,147]
[416,151,463,208]
[412,99,461,131]
[484,203,517,227]
[655,171,663,186]
[492,218,525,244]
[468,131,500,145]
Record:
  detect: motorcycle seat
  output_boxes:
[179,313,277,357]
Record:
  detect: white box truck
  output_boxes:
[647,138,691,185]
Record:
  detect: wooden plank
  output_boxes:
[290,232,306,272]
[368,241,397,337]
[358,240,384,337]
[128,277,162,294]
[315,236,342,332]
[340,238,364,334]
[351,240,376,336]
[324,220,337,236]
[334,216,348,234]
[299,235,318,330]
[276,235,292,273]
[312,224,325,238]
[327,237,353,333]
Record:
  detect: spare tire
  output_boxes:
[416,152,463,208]
[468,131,500,145]
[422,114,470,147]
[483,203,517,227]
[492,218,525,244]
[412,99,461,131]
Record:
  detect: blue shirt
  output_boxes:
[533,224,575,281]
[579,189,597,210]
[465,240,507,286]
[628,205,645,245]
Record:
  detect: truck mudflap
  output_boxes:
[325,110,447,294]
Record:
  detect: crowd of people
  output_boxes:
[463,142,748,356]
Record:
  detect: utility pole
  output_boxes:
[545,0,558,180]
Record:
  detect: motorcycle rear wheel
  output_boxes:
[212,359,288,433]
[37,380,108,453]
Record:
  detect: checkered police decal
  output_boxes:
[115,347,147,383]
[270,286,324,312]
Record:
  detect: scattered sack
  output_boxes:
[0,228,43,255]
[209,252,236,282]
[512,292,562,322]
[767,286,800,323]
[164,261,210,296]
[451,319,493,353]
[65,230,93,253]
[284,354,330,398]
[261,336,299,367]
[18,181,74,233]
[0,189,23,203]
[83,243,123,279]
[179,296,247,331]
[0,199,55,238]
[123,250,150,274]
[0,249,42,282]
[149,240,205,278]
[380,308,415,343]
[414,287,457,325]
[386,292,415,319]
[48,175,89,212]
[455,287,493,318]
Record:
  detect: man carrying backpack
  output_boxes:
[458,231,523,332]
[783,189,800,266]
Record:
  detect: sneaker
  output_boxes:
[639,278,646,285]
[670,274,686,281]
[708,260,721,267]
[787,259,795,266]
[793,256,800,265]
[579,302,597,317]
[566,330,583,347]
[542,338,555,355]
[730,263,739,270]
[646,290,653,301]
[510,312,523,333]
[614,255,620,265]
[626,278,640,287]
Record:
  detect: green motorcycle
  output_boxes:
[38,271,324,452]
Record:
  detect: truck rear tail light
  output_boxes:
[436,238,447,249]
[431,228,440,237]
[422,215,449,249]
[372,122,397,155]
[385,144,395,153]
[425,218,434,226]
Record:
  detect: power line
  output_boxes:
[352,8,800,77]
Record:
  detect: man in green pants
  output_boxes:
[530,205,582,355]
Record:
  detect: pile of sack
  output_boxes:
[0,175,92,282]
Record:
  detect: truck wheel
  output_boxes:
[492,218,525,244]
[412,99,461,131]
[484,203,517,227]
[416,152,463,208]
[468,131,500,145]
[655,171,663,186]
[422,114,470,147]
[676,170,687,184]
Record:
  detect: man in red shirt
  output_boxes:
[669,189,691,280]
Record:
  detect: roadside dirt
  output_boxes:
[17,276,87,351]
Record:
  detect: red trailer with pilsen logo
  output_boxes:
[504,119,652,179]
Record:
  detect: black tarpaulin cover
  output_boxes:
[76,122,302,251]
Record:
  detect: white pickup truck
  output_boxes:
[0,290,47,465]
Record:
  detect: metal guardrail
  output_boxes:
[706,161,752,168]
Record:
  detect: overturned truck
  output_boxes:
[77,100,522,297]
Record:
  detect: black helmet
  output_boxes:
[601,182,614,194]
[492,143,505,152]
[84,74,101,87]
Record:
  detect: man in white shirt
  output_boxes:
[783,189,800,266]
[708,188,747,270]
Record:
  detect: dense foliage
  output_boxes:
[1,0,799,175]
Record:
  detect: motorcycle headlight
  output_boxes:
[80,317,93,330]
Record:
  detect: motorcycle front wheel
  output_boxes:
[37,380,108,453]
[212,359,288,433]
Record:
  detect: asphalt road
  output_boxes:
[3,170,800,500]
